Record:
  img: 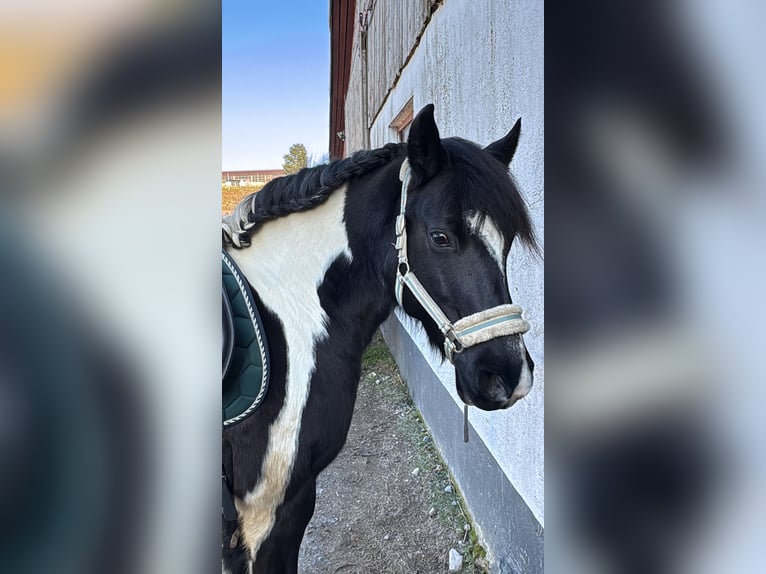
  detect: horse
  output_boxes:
[221,104,537,574]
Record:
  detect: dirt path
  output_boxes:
[298,332,487,574]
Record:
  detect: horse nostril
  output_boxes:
[480,371,514,402]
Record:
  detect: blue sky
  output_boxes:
[223,1,330,170]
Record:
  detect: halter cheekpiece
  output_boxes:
[394,160,530,362]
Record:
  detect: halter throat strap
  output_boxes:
[394,160,530,362]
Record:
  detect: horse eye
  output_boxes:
[429,231,451,247]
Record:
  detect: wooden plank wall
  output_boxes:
[367,0,431,124]
[344,34,365,155]
[344,0,434,155]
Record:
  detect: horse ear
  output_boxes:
[485,118,521,166]
[407,104,448,186]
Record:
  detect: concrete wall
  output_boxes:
[346,0,544,570]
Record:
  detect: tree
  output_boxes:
[282,143,308,174]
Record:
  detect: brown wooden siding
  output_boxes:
[329,0,357,159]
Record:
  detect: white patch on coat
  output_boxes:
[466,212,507,273]
[512,337,533,401]
[499,335,533,407]
[226,187,351,561]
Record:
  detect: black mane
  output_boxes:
[223,143,405,247]
[224,137,536,253]
[442,137,538,251]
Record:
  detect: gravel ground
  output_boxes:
[298,332,488,574]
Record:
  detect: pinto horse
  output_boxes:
[221,105,536,573]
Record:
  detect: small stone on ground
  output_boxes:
[449,548,464,572]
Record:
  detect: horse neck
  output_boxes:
[330,157,405,339]
[228,156,403,353]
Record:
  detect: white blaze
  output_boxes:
[226,187,351,561]
[466,212,506,273]
[466,211,533,402]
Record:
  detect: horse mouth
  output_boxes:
[457,379,519,411]
[456,386,475,407]
[456,367,533,411]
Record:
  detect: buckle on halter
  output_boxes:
[444,330,464,362]
[450,336,464,354]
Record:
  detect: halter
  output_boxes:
[394,160,531,363]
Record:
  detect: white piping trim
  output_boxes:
[222,251,270,427]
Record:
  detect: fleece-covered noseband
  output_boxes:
[394,160,530,362]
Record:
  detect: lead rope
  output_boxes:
[464,405,469,443]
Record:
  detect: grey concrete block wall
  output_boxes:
[353,0,544,568]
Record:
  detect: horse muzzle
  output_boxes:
[454,338,534,411]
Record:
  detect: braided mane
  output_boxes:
[223,143,405,248]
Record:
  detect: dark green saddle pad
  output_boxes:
[222,250,270,428]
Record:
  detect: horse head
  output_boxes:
[396,104,536,411]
